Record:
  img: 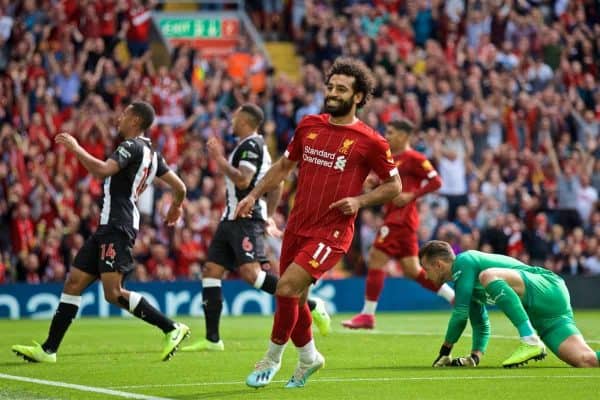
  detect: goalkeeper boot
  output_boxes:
[160,322,190,361]
[311,298,331,336]
[12,341,56,363]
[285,351,325,388]
[181,338,224,352]
[341,313,374,329]
[246,355,281,388]
[502,340,546,368]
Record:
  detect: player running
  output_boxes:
[181,104,330,353]
[236,57,401,388]
[12,101,190,363]
[419,240,600,368]
[343,119,453,330]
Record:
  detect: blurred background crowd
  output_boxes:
[1,0,599,285]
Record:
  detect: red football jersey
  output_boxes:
[383,149,440,229]
[284,114,398,251]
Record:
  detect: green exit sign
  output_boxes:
[159,18,238,39]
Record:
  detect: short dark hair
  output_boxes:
[239,103,264,129]
[389,118,415,134]
[418,240,456,263]
[325,57,375,109]
[130,101,155,131]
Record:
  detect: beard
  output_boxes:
[323,96,354,117]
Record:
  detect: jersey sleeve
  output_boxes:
[236,139,263,173]
[109,140,139,169]
[444,256,478,345]
[469,301,490,353]
[367,136,398,180]
[413,154,438,180]
[156,153,170,177]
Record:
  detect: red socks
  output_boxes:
[271,296,299,345]
[415,268,441,292]
[290,302,312,347]
[366,269,386,301]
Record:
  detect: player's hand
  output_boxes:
[165,203,183,226]
[392,192,415,207]
[432,344,453,367]
[55,133,79,152]
[235,194,256,219]
[449,354,479,367]
[266,217,283,239]
[206,137,224,159]
[329,197,361,215]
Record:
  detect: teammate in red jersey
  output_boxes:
[342,119,455,330]
[237,58,401,389]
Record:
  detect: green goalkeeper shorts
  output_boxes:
[519,270,581,355]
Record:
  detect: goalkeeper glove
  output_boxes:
[450,353,480,367]
[432,344,453,367]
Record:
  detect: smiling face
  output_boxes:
[324,74,362,118]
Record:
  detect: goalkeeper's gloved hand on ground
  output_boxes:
[450,353,480,367]
[432,344,453,367]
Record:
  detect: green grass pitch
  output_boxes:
[1,311,599,399]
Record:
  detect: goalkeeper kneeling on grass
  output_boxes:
[419,240,600,368]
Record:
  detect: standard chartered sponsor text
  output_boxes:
[303,146,335,167]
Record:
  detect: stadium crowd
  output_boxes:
[0,0,599,285]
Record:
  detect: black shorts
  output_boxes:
[73,227,135,276]
[207,219,265,271]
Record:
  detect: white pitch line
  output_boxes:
[0,373,172,400]
[110,375,599,390]
[336,329,600,344]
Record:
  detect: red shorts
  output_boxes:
[280,231,345,281]
[373,224,419,259]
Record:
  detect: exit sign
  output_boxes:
[159,18,239,39]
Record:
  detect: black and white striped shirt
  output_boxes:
[101,136,169,238]
[222,133,271,221]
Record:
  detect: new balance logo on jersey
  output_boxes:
[334,156,347,171]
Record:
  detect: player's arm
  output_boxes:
[155,156,187,226]
[55,133,120,178]
[235,156,296,218]
[393,158,442,207]
[433,261,477,366]
[265,182,284,238]
[330,135,402,215]
[266,182,283,217]
[207,137,255,189]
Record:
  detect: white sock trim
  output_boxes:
[253,270,266,289]
[297,339,317,364]
[202,278,222,288]
[128,291,142,312]
[362,300,378,315]
[437,283,455,303]
[267,341,286,363]
[60,293,81,307]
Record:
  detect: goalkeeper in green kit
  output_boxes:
[419,240,600,368]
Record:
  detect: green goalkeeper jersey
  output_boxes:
[444,250,553,352]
